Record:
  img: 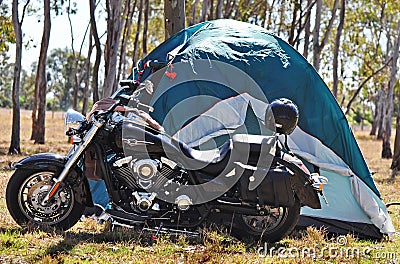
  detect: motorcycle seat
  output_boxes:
[173,138,233,175]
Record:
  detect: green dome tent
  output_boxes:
[128,19,394,239]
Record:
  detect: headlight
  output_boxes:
[64,109,87,133]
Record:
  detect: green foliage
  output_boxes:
[19,67,35,109]
[0,0,398,121]
[126,0,165,64]
[348,104,373,125]
[338,0,400,110]
[52,0,77,16]
[46,48,91,111]
[0,4,15,53]
[0,53,13,108]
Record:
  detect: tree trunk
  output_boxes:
[191,0,199,25]
[9,0,22,154]
[260,1,267,28]
[133,0,143,64]
[33,0,51,144]
[313,0,338,72]
[118,0,135,80]
[208,0,214,20]
[377,91,385,139]
[288,0,299,46]
[82,32,93,116]
[67,0,79,110]
[332,0,345,98]
[370,90,383,136]
[312,0,322,70]
[392,112,400,176]
[216,0,223,19]
[142,0,149,55]
[164,0,186,40]
[302,0,312,59]
[89,0,101,103]
[31,55,38,140]
[382,87,393,158]
[388,21,400,168]
[266,0,276,30]
[382,21,400,159]
[277,1,285,35]
[200,0,208,22]
[103,0,123,98]
[223,0,235,19]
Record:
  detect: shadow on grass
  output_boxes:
[2,221,383,262]
[41,224,203,259]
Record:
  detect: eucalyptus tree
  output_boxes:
[46,48,88,111]
[164,0,185,39]
[9,0,31,154]
[118,0,136,80]
[102,0,123,98]
[89,0,101,102]
[332,0,345,98]
[31,0,51,144]
[382,19,400,159]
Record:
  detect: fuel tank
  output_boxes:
[115,121,180,156]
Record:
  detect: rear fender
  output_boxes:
[13,153,94,207]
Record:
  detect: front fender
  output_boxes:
[13,153,94,207]
[14,152,66,170]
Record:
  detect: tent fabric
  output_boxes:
[130,19,395,237]
[173,93,270,147]
[296,216,383,239]
[134,19,377,196]
[284,127,395,235]
[350,176,395,234]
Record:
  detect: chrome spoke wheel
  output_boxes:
[18,171,75,224]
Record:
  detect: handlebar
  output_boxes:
[147,60,168,70]
[119,80,137,90]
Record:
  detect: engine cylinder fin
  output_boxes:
[113,165,138,190]
[152,164,179,190]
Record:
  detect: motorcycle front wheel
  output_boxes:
[232,198,300,242]
[6,169,85,230]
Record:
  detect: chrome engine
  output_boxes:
[111,156,185,211]
[131,159,159,189]
[111,156,179,193]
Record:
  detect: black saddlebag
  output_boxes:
[238,166,295,207]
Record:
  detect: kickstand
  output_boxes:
[151,222,164,241]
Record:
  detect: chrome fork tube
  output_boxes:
[41,120,104,205]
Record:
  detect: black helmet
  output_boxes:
[265,98,299,135]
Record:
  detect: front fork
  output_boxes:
[41,120,104,206]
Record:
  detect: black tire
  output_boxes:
[6,169,85,231]
[232,198,300,242]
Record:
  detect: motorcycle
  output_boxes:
[6,79,328,242]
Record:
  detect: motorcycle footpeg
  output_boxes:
[105,208,148,223]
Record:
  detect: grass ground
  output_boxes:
[0,108,399,263]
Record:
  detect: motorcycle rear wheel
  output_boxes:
[233,198,300,242]
[6,169,85,231]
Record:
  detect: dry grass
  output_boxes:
[0,109,399,263]
[0,108,70,165]
[355,129,400,211]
